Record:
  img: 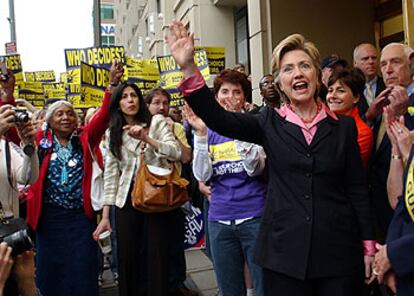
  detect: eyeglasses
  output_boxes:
[260,80,276,87]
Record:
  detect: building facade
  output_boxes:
[93,0,116,47]
[113,0,414,103]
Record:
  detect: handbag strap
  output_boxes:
[5,139,13,190]
[88,143,98,163]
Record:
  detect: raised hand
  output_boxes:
[109,58,124,86]
[182,103,206,135]
[0,70,16,100]
[165,20,198,77]
[384,105,399,150]
[388,85,409,117]
[0,105,16,136]
[389,115,414,162]
[16,121,36,145]
[365,88,392,123]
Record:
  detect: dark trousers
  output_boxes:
[116,198,146,296]
[147,210,179,296]
[263,268,364,296]
[168,209,186,291]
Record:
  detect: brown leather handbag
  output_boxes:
[131,149,190,213]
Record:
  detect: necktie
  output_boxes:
[365,82,374,106]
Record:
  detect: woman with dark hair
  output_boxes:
[184,68,266,296]
[167,21,374,295]
[326,68,373,168]
[93,82,181,296]
[27,60,124,296]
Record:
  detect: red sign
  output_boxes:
[5,42,17,54]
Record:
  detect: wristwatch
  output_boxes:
[23,143,35,156]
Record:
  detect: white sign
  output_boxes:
[101,24,115,36]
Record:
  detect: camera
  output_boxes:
[2,229,33,256]
[12,108,30,124]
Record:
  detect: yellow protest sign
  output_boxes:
[80,62,110,90]
[65,46,125,69]
[126,58,159,81]
[126,57,160,94]
[157,50,210,88]
[18,81,45,108]
[80,86,105,108]
[43,82,65,92]
[195,46,225,75]
[25,71,55,83]
[60,72,68,83]
[165,88,185,107]
[25,72,35,82]
[65,68,81,84]
[79,62,108,108]
[0,54,24,83]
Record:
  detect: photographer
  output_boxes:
[0,104,39,217]
[0,242,37,296]
[0,70,20,145]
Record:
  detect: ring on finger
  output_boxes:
[397,128,403,134]
[373,269,379,276]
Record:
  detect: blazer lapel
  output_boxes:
[280,120,308,151]
[310,117,336,149]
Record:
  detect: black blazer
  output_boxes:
[186,86,374,280]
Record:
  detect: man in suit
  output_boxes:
[365,43,414,243]
[372,44,414,296]
[353,43,386,115]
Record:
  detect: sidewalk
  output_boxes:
[100,248,217,296]
[185,248,218,296]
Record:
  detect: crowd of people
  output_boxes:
[0,19,414,296]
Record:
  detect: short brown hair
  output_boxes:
[213,69,252,99]
[327,68,365,98]
[144,87,171,105]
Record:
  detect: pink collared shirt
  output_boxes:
[275,104,338,145]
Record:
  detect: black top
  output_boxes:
[186,85,374,279]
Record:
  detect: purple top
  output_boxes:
[208,129,266,221]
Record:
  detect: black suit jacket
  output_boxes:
[358,76,386,116]
[186,86,374,280]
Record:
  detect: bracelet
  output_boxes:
[109,81,118,87]
[392,154,402,160]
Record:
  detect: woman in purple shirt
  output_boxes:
[185,69,266,296]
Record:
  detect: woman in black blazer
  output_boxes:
[166,21,375,296]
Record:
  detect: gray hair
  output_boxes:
[353,43,377,61]
[45,100,79,124]
[381,43,413,59]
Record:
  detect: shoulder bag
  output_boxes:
[131,145,190,213]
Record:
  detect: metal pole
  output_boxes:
[93,0,101,46]
[8,0,16,42]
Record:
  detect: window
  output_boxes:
[101,36,115,46]
[101,4,114,20]
[235,7,250,73]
